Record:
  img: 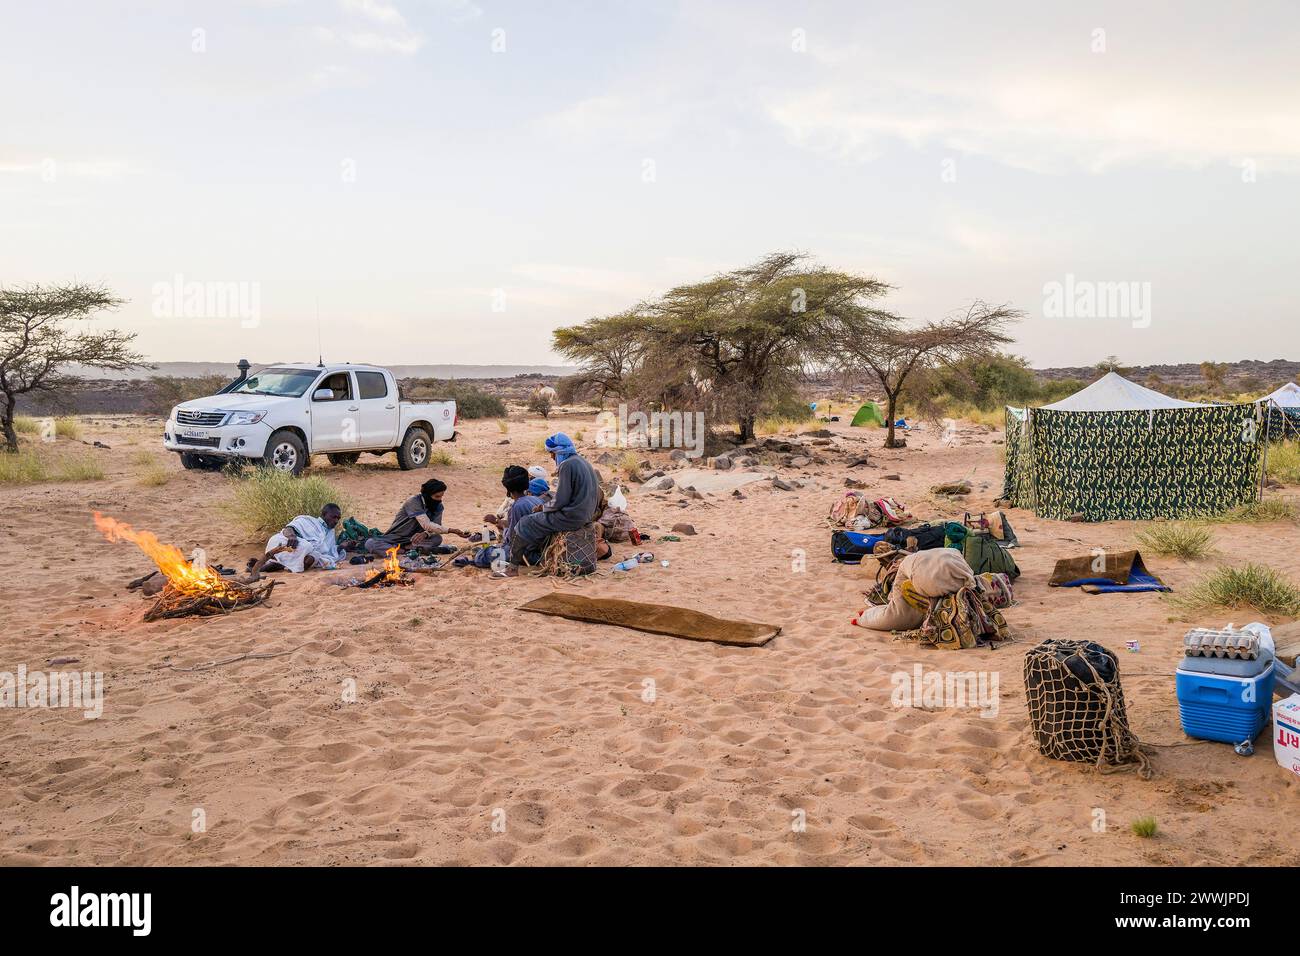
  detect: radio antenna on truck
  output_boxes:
[316,299,324,368]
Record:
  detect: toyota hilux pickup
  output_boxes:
[163,363,456,475]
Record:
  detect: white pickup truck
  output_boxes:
[163,363,457,476]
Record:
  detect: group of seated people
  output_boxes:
[249,432,614,576]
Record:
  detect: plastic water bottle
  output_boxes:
[613,558,639,572]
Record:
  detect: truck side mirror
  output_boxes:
[312,388,335,401]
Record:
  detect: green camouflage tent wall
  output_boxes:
[1003,404,1266,521]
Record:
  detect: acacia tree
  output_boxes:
[551,310,647,405]
[0,283,143,451]
[555,253,891,441]
[835,302,1020,448]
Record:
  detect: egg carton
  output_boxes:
[1183,628,1259,660]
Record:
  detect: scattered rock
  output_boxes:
[643,475,675,492]
[496,439,510,445]
[811,438,833,446]
[1066,512,1086,522]
[731,489,746,499]
[882,473,902,481]
[772,478,795,491]
[790,456,812,468]
[671,523,697,536]
[846,456,870,468]
[596,451,619,465]
[669,449,687,461]
[801,429,833,438]
[844,478,867,489]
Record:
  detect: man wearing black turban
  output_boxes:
[365,477,467,554]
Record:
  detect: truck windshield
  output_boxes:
[228,368,319,398]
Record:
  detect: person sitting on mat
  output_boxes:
[364,478,467,555]
[249,503,345,574]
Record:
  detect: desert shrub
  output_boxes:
[55,417,81,439]
[224,469,348,537]
[938,403,1004,428]
[0,450,103,483]
[1268,440,1300,485]
[618,451,641,475]
[13,416,39,434]
[54,454,104,481]
[756,416,806,436]
[401,379,505,419]
[427,448,455,467]
[0,450,49,483]
[1169,563,1300,618]
[496,419,509,434]
[1134,522,1213,559]
[526,391,555,419]
[133,451,171,486]
[1201,498,1296,524]
[1131,817,1158,838]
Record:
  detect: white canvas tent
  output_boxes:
[1260,382,1300,408]
[1040,372,1206,412]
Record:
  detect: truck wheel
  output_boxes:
[262,430,308,476]
[327,452,361,466]
[396,426,432,470]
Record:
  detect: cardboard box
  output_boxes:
[1274,694,1300,778]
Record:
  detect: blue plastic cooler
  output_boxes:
[1175,655,1275,744]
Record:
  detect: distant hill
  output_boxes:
[66,361,578,380]
[1033,358,1299,393]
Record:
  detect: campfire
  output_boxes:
[94,512,276,621]
[359,546,412,589]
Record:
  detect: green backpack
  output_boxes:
[962,532,1020,578]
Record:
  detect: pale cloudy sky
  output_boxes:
[2,0,1297,367]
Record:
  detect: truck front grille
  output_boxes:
[177,410,226,427]
[178,436,222,448]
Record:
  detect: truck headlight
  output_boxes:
[225,410,266,426]
[169,406,179,422]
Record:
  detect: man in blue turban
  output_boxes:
[509,432,600,566]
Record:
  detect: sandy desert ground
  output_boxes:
[0,411,1296,866]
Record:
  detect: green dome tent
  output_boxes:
[850,402,885,427]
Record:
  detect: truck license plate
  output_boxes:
[182,429,209,439]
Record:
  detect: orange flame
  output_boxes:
[94,511,236,596]
[382,546,403,583]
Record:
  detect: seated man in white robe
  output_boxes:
[249,504,345,573]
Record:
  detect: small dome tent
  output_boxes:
[850,401,885,427]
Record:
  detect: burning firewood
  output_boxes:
[143,580,277,621]
[358,547,412,588]
[94,512,277,621]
